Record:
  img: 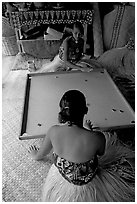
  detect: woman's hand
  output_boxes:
[76,62,93,72]
[80,67,93,72]
[85,120,94,130]
[28,145,39,160]
[85,120,100,131]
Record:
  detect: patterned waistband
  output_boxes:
[55,164,98,186]
[53,152,98,186]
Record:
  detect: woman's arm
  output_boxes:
[29,127,53,161]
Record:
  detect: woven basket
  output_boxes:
[2,16,15,37]
[20,39,61,58]
[2,35,19,56]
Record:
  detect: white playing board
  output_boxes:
[20,69,135,140]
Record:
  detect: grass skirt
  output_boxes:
[41,132,135,202]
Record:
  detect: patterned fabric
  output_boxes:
[58,46,64,61]
[109,5,125,49]
[126,38,135,50]
[53,152,98,185]
[59,36,84,63]
[10,10,93,29]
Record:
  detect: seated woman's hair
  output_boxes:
[58,90,88,125]
[62,21,84,41]
[73,21,84,35]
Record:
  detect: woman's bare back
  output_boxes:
[50,124,106,163]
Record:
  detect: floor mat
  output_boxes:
[2,70,52,202]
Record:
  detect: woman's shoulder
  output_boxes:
[92,130,105,140]
[47,125,60,136]
[84,129,106,143]
[92,131,106,150]
[49,125,60,131]
[48,124,67,136]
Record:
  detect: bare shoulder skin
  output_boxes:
[29,124,106,162]
[50,125,106,162]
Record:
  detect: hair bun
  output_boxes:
[58,107,70,123]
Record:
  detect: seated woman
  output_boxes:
[29,90,134,202]
[36,22,95,73]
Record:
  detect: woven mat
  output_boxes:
[2,70,52,202]
[11,53,51,71]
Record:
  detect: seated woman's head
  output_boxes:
[72,21,84,41]
[62,21,84,42]
[58,90,88,126]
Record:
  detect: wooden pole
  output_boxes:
[92,2,104,57]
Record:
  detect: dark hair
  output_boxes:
[58,90,88,125]
[73,21,84,35]
[61,21,84,42]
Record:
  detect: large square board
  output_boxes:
[20,69,135,140]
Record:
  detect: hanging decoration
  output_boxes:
[10,9,93,29]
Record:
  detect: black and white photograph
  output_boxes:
[2,1,135,202]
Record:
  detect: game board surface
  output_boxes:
[20,69,135,140]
